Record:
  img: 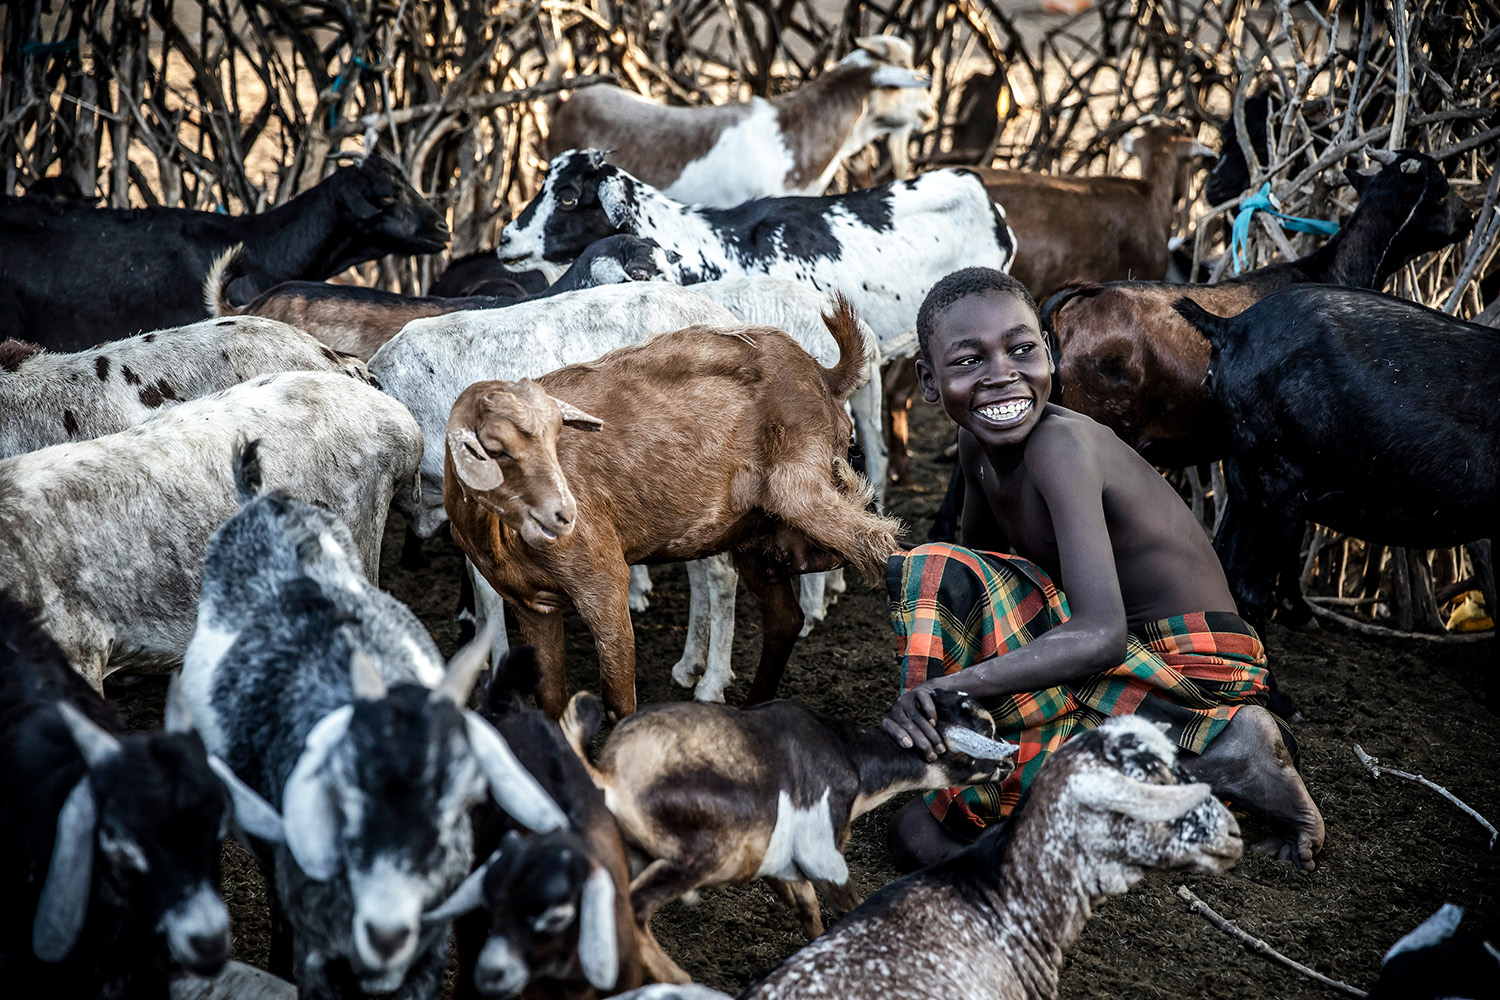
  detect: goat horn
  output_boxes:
[1369,148,1401,166]
[164,671,194,733]
[942,726,1019,761]
[436,621,497,706]
[577,865,620,990]
[55,702,122,768]
[1070,769,1214,823]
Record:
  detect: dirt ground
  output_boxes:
[114,395,1500,998]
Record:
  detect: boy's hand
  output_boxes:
[883,682,947,761]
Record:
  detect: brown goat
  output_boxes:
[1043,149,1473,468]
[443,297,900,718]
[978,124,1213,300]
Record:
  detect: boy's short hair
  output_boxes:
[916,267,1039,365]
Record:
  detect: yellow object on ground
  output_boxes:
[1445,590,1494,633]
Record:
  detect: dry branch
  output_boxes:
[1353,745,1499,849]
[1175,886,1369,997]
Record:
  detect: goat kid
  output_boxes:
[2,156,448,351]
[176,444,566,1000]
[0,370,422,690]
[547,37,932,207]
[0,315,368,459]
[0,593,281,1000]
[560,689,1016,960]
[205,235,677,361]
[737,715,1241,1000]
[426,646,649,998]
[444,298,900,717]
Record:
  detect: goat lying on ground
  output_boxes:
[560,689,1016,967]
[1,156,448,351]
[1041,149,1473,468]
[205,235,675,360]
[425,646,650,998]
[547,37,932,208]
[0,316,367,458]
[705,715,1238,1000]
[444,297,900,718]
[1173,286,1500,629]
[0,592,281,1000]
[0,371,422,689]
[176,444,566,1000]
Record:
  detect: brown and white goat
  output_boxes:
[443,297,900,718]
[559,689,1017,974]
[547,38,933,208]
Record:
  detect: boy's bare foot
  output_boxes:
[1181,705,1324,871]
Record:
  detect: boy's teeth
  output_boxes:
[978,399,1031,421]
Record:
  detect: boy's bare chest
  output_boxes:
[973,462,1059,568]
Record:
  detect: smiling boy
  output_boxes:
[882,267,1323,871]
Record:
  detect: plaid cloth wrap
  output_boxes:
[889,543,1270,835]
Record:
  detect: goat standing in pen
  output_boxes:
[444,296,899,718]
[176,443,566,1000]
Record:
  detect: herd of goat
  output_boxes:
[0,32,1496,1000]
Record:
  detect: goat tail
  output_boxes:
[203,243,249,318]
[560,692,609,781]
[1170,296,1235,345]
[234,438,264,504]
[819,293,876,403]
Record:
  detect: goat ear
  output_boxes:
[447,426,505,493]
[1343,166,1375,194]
[349,649,387,701]
[281,705,354,881]
[870,66,929,90]
[586,149,612,170]
[550,397,604,432]
[577,864,620,991]
[1120,132,1137,158]
[1070,770,1214,823]
[1384,903,1465,963]
[56,702,121,768]
[941,726,1019,762]
[33,776,96,963]
[206,755,286,846]
[1189,140,1218,159]
[424,848,499,924]
[462,710,568,833]
[436,620,496,706]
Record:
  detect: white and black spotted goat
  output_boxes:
[0,592,282,1000]
[560,689,1018,979]
[174,443,567,1000]
[496,149,1017,357]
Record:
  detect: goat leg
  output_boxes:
[636,924,693,985]
[734,552,803,705]
[513,606,569,717]
[819,878,864,915]
[766,878,824,939]
[573,568,638,718]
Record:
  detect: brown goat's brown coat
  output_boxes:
[444,299,900,717]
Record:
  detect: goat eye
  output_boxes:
[560,197,578,208]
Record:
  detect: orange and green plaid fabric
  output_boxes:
[888,543,1271,835]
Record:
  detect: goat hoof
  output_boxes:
[671,660,703,688]
[629,593,652,613]
[692,681,728,703]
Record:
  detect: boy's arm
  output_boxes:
[885,420,1129,757]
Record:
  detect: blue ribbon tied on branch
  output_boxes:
[328,56,374,129]
[1230,183,1340,273]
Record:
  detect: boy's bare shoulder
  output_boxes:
[1027,405,1108,453]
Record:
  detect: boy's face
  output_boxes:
[917,291,1051,450]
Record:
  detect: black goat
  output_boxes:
[1173,286,1500,627]
[0,156,448,351]
[430,251,550,299]
[0,592,281,999]
[428,646,646,998]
